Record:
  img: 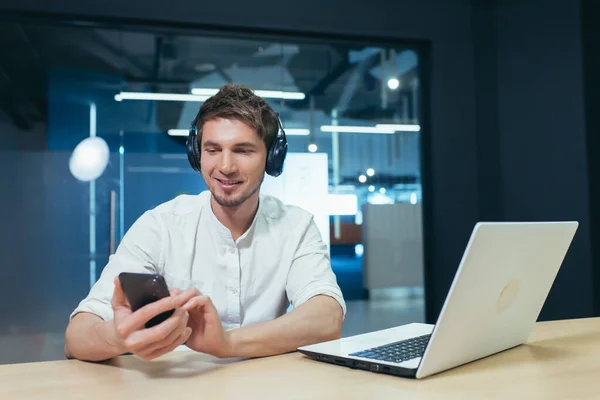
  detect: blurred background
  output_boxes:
[1,0,599,364]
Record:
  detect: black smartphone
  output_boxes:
[118,272,175,328]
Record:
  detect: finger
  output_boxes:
[111,276,130,310]
[125,308,189,352]
[136,315,191,360]
[175,287,203,306]
[140,327,192,361]
[118,293,182,334]
[182,295,215,313]
[170,288,182,296]
[130,309,190,355]
[117,287,200,336]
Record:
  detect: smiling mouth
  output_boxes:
[216,178,243,186]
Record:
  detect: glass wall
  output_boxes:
[0,18,423,363]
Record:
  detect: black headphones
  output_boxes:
[186,114,288,177]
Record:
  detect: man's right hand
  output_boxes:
[110,276,197,361]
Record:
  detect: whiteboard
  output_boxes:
[261,153,330,249]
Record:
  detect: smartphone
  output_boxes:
[118,272,175,328]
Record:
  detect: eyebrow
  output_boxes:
[202,140,221,148]
[233,142,259,149]
[202,141,258,149]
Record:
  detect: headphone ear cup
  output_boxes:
[266,134,288,177]
[186,126,202,173]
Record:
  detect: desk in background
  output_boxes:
[1,318,599,399]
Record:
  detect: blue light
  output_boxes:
[119,146,124,155]
[355,244,364,257]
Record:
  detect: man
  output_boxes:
[64,84,346,362]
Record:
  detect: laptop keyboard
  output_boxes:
[349,334,431,364]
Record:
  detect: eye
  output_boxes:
[204,149,218,154]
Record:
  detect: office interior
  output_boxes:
[1,0,600,367]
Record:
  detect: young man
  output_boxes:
[64,84,346,362]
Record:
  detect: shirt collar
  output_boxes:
[206,192,264,244]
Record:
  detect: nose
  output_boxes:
[218,151,238,175]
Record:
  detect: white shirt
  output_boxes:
[71,191,346,330]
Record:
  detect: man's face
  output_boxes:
[200,118,267,208]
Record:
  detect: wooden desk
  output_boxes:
[1,317,599,399]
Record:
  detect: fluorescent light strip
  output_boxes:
[191,88,305,100]
[168,129,189,137]
[189,88,219,96]
[320,125,396,134]
[285,128,310,136]
[168,128,310,137]
[376,124,421,132]
[255,90,305,100]
[115,92,210,102]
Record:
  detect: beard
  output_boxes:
[211,175,264,208]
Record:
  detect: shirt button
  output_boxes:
[229,247,236,254]
[231,287,238,294]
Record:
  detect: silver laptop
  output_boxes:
[298,221,579,379]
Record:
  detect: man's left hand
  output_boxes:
[182,293,233,358]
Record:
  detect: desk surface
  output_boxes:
[1,317,599,399]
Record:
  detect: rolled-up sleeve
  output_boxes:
[286,218,346,317]
[70,210,164,322]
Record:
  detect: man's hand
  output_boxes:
[110,276,198,360]
[182,294,232,358]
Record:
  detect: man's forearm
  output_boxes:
[225,295,343,358]
[64,313,126,362]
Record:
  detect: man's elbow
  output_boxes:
[64,342,73,359]
[64,320,78,359]
[322,303,344,341]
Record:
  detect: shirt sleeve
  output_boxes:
[285,217,347,318]
[69,210,164,322]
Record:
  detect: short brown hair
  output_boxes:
[193,84,279,150]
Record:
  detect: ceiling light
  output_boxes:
[190,88,220,96]
[375,124,420,132]
[115,92,210,102]
[358,175,367,183]
[255,90,305,100]
[410,192,418,204]
[168,129,189,136]
[320,125,396,134]
[69,137,109,182]
[167,128,309,137]
[191,88,305,100]
[368,193,394,205]
[308,143,318,153]
[368,185,375,192]
[387,78,400,90]
[366,168,375,176]
[286,129,310,136]
[355,244,364,256]
[379,188,386,194]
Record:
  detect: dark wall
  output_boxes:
[581,0,600,317]
[2,0,597,321]
[473,0,594,320]
[496,0,593,319]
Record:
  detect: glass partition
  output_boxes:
[0,18,424,363]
